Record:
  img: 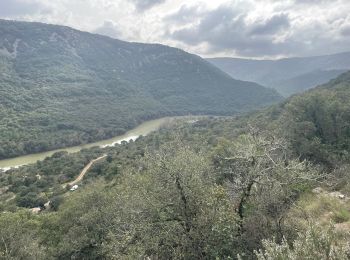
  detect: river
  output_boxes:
[0,117,177,171]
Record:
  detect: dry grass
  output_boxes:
[286,191,350,233]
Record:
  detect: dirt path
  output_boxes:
[67,154,107,187]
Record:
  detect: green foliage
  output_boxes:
[0,148,104,209]
[0,113,347,258]
[37,144,240,259]
[275,72,350,168]
[0,71,350,259]
[0,211,45,259]
[332,208,350,224]
[0,19,281,159]
[212,131,319,256]
[49,195,63,211]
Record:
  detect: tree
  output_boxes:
[104,141,240,259]
[39,142,240,259]
[213,128,319,253]
[0,211,45,260]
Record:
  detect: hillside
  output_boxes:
[0,19,281,159]
[1,72,350,259]
[248,70,350,168]
[274,69,347,96]
[207,53,350,96]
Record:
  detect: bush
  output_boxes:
[255,224,350,260]
[333,208,350,224]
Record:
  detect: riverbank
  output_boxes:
[0,117,176,171]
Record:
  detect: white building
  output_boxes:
[70,185,79,191]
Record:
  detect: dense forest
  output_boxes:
[0,72,349,259]
[0,19,281,159]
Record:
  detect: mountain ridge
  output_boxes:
[0,19,281,159]
[207,52,350,96]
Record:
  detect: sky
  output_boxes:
[0,0,349,59]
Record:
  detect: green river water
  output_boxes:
[0,117,176,171]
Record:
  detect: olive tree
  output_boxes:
[212,128,320,253]
[103,141,240,259]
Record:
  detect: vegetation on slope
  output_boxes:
[0,19,281,159]
[272,71,350,168]
[0,72,350,258]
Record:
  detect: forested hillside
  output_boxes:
[208,53,350,96]
[264,71,350,167]
[0,19,281,159]
[0,72,349,259]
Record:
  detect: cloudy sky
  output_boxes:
[0,0,350,59]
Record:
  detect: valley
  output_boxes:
[208,53,350,96]
[0,71,350,259]
[0,19,281,160]
[0,11,350,260]
[0,116,174,170]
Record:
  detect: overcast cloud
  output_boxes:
[0,0,50,16]
[130,0,168,11]
[0,0,349,58]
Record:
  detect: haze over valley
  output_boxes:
[208,53,350,96]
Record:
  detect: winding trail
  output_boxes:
[67,154,107,187]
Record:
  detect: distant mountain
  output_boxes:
[0,19,281,159]
[274,69,347,96]
[207,53,350,96]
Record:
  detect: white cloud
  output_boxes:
[0,0,349,58]
[94,20,122,39]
